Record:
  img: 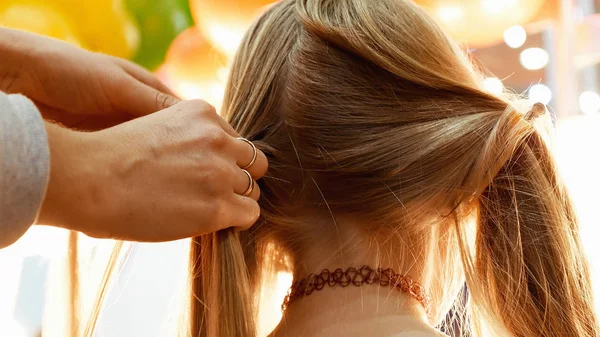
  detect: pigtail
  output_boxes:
[460,105,599,336]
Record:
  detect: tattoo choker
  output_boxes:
[282,266,431,316]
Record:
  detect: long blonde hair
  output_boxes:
[80,0,599,336]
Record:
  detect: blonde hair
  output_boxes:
[79,0,599,336]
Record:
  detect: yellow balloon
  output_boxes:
[53,0,140,58]
[0,3,83,47]
[0,0,138,58]
[191,0,276,56]
[162,27,229,107]
[416,0,546,47]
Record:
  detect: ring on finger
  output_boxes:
[241,169,254,197]
[237,137,258,170]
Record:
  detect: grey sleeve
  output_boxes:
[0,91,50,248]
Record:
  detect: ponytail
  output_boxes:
[459,105,599,336]
[189,230,256,337]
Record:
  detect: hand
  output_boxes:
[38,100,268,241]
[0,28,179,130]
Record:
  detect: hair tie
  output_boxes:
[524,102,547,122]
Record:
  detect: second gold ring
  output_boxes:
[242,169,254,197]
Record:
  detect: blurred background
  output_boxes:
[0,0,599,336]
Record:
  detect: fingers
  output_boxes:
[233,168,261,201]
[172,100,267,179]
[227,195,261,231]
[111,56,181,116]
[112,56,176,96]
[115,78,181,116]
[111,56,181,112]
[212,109,239,137]
[233,138,268,179]
[175,99,238,136]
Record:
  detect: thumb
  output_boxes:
[116,79,181,116]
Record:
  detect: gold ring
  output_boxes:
[242,169,254,197]
[237,137,258,169]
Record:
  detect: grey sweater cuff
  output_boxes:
[0,92,50,248]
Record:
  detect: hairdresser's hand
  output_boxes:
[38,100,268,242]
[0,28,178,130]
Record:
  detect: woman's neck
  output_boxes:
[268,217,446,337]
[270,284,443,337]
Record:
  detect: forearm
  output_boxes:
[0,28,35,92]
[0,88,110,247]
[0,27,72,94]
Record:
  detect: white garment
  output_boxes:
[0,91,49,248]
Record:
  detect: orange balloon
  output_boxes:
[162,27,229,107]
[416,0,546,47]
[190,0,276,56]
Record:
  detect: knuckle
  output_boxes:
[189,99,217,117]
[206,200,224,222]
[213,201,231,228]
[201,127,229,150]
[213,160,235,186]
[202,162,229,193]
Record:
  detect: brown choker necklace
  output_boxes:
[282,266,431,316]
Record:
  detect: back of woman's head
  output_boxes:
[190,1,599,336]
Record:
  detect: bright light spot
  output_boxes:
[437,6,463,22]
[554,115,600,314]
[528,84,552,105]
[172,81,224,110]
[277,272,293,290]
[504,25,527,49]
[257,271,293,337]
[0,255,24,322]
[174,81,204,100]
[481,0,517,15]
[579,91,600,114]
[0,319,26,337]
[210,84,225,102]
[208,25,244,57]
[216,68,230,83]
[483,77,504,95]
[520,48,550,70]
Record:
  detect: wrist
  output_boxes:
[37,124,107,232]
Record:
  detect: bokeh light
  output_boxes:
[483,77,504,95]
[504,25,527,48]
[579,91,600,115]
[190,0,276,56]
[417,0,545,47]
[528,84,552,105]
[437,6,464,23]
[520,47,550,70]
